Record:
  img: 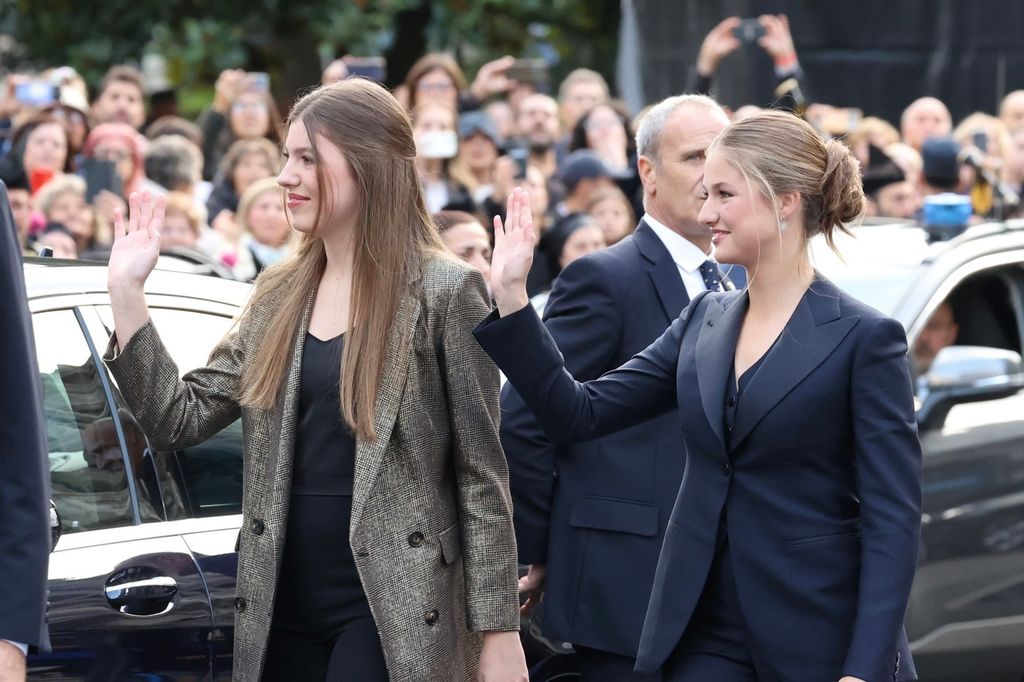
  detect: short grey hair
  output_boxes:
[144,134,202,191]
[635,94,725,163]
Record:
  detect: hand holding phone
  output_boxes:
[344,57,386,84]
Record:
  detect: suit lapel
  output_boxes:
[695,292,748,447]
[634,222,690,320]
[728,280,860,450]
[350,291,421,530]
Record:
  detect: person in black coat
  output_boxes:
[0,181,52,679]
[505,95,733,681]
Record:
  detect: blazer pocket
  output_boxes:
[437,523,462,565]
[784,530,861,548]
[569,496,660,537]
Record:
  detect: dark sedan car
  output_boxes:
[26,259,248,680]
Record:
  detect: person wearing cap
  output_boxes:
[862,145,920,220]
[501,95,736,681]
[919,136,962,197]
[552,149,621,221]
[450,110,502,206]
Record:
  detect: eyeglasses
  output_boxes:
[232,101,268,113]
[92,146,131,162]
[417,81,455,93]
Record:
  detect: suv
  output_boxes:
[26,259,249,680]
[812,219,1024,682]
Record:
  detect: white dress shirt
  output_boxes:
[643,214,718,299]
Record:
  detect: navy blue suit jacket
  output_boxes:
[501,222,690,657]
[0,183,51,652]
[477,277,922,682]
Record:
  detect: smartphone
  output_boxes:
[507,147,529,179]
[505,59,548,87]
[15,81,59,106]
[417,130,458,160]
[732,18,766,43]
[971,131,988,153]
[29,168,55,194]
[817,107,863,136]
[345,57,387,84]
[246,72,271,93]
[80,158,124,203]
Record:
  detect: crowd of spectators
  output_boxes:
[3,14,1022,287]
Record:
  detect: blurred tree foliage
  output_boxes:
[2,0,618,115]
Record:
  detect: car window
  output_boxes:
[96,306,244,519]
[34,310,158,533]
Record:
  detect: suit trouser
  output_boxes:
[573,645,663,682]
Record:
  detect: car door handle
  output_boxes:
[104,574,178,617]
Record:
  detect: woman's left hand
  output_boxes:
[478,631,528,682]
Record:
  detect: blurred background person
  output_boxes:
[586,185,636,245]
[900,96,952,151]
[449,110,502,207]
[433,209,492,280]
[159,191,205,251]
[90,65,147,130]
[0,113,74,196]
[403,52,514,114]
[485,100,515,142]
[198,69,282,182]
[569,101,642,216]
[143,134,204,198]
[35,221,77,259]
[321,59,349,86]
[532,213,607,315]
[205,137,281,231]
[999,90,1024,133]
[846,116,902,168]
[861,146,920,220]
[512,94,561,182]
[557,68,610,137]
[412,101,474,214]
[34,173,101,255]
[687,14,806,111]
[1,172,33,254]
[552,150,619,227]
[228,176,291,281]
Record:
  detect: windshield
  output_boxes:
[809,225,929,316]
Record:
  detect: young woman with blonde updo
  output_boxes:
[477,110,922,682]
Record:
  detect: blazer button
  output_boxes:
[408,531,425,548]
[424,609,439,625]
[727,395,737,407]
[234,596,247,613]
[722,461,731,476]
[250,519,265,536]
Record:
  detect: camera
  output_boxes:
[732,18,766,43]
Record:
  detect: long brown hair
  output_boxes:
[238,79,447,441]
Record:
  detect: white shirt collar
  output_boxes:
[642,213,712,274]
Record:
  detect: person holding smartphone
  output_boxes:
[198,69,282,181]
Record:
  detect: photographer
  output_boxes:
[197,69,282,181]
[687,15,806,112]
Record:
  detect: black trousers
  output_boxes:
[263,616,388,682]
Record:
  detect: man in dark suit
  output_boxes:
[505,95,732,680]
[0,181,51,680]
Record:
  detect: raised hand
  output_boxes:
[758,14,798,65]
[108,192,164,292]
[490,188,536,316]
[696,17,742,77]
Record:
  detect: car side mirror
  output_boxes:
[49,500,62,552]
[917,346,1024,431]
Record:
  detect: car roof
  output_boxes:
[23,257,252,307]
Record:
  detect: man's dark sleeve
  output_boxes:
[500,255,622,563]
[0,182,51,651]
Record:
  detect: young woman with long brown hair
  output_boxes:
[102,79,527,682]
[476,110,922,682]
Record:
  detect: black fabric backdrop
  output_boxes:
[630,0,1024,126]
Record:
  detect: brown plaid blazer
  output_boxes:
[104,256,520,681]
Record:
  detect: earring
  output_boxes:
[779,219,789,232]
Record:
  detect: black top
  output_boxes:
[292,332,356,496]
[724,333,783,449]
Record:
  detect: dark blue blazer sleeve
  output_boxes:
[0,183,51,651]
[477,292,706,444]
[842,316,923,681]
[500,257,623,564]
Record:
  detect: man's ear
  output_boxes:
[638,155,657,196]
